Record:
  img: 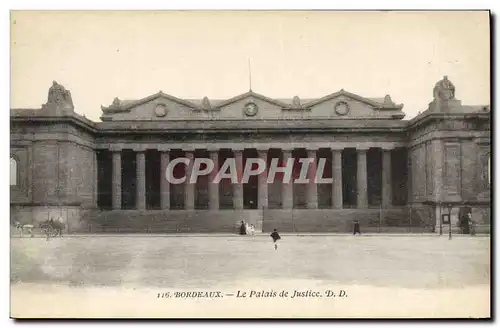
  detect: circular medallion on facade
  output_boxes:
[334,101,350,116]
[154,104,167,117]
[244,102,258,116]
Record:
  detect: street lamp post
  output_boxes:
[447,204,453,240]
[439,202,443,236]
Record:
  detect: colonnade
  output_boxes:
[107,145,395,210]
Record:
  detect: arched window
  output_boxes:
[10,157,17,186]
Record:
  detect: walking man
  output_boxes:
[270,229,281,250]
[353,220,361,235]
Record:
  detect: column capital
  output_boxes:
[357,146,370,152]
[109,144,124,152]
[331,146,344,151]
[182,145,195,152]
[381,146,394,151]
[193,145,207,150]
[207,145,219,152]
[281,146,294,152]
[307,146,319,151]
[157,145,170,152]
[255,145,270,151]
[232,147,244,152]
[132,144,148,152]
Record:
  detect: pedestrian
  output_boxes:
[250,224,256,236]
[239,220,246,235]
[468,213,475,236]
[270,229,281,250]
[353,220,361,235]
[246,224,255,236]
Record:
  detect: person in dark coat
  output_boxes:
[270,229,281,250]
[239,221,247,235]
[353,220,361,235]
[467,213,475,236]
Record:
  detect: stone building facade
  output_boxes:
[10,77,491,234]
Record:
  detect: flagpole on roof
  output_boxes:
[248,59,252,92]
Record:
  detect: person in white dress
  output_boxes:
[248,224,255,236]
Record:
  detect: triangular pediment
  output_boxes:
[296,89,405,119]
[101,91,200,114]
[213,90,290,110]
[302,89,402,110]
[99,89,405,121]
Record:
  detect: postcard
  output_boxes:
[10,10,491,319]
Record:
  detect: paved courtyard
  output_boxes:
[10,235,491,318]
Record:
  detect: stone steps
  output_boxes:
[78,208,435,234]
[84,210,254,233]
[262,208,414,233]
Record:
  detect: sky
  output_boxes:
[10,10,490,121]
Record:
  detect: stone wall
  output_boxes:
[409,142,428,202]
[11,124,97,208]
[407,115,491,205]
[476,143,491,201]
[10,119,98,234]
[32,142,59,203]
[58,141,96,207]
[471,206,491,233]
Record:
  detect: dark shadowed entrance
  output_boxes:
[458,207,472,234]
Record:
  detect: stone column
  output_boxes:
[282,149,294,209]
[184,150,195,210]
[111,150,122,210]
[136,151,146,210]
[233,149,244,210]
[382,148,393,208]
[357,148,368,208]
[407,148,413,205]
[209,149,219,210]
[93,150,98,207]
[258,149,269,209]
[160,149,170,210]
[306,149,318,209]
[332,148,343,209]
